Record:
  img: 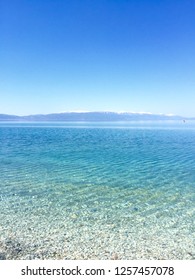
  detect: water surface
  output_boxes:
[0,121,194,259]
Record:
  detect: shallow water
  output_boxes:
[0,121,195,259]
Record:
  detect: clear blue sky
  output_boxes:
[1,0,195,117]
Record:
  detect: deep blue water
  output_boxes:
[0,121,195,259]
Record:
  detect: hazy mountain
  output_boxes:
[0,114,22,121]
[0,112,193,121]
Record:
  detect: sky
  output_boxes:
[0,0,195,117]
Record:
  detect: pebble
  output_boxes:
[71,214,78,219]
[0,253,6,260]
[111,253,118,260]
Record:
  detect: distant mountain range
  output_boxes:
[0,112,193,121]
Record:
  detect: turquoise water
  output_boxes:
[0,122,195,259]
